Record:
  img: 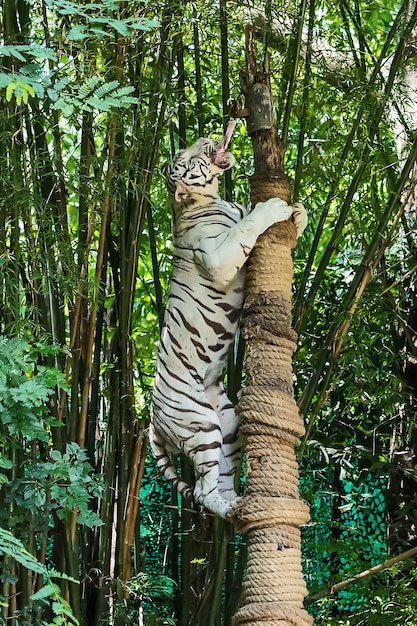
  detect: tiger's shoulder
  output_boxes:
[179,198,247,227]
[175,199,248,248]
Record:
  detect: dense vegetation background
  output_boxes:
[0,0,417,624]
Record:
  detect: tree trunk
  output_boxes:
[233,26,312,626]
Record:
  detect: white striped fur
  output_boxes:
[150,137,307,518]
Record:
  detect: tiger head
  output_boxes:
[162,137,235,206]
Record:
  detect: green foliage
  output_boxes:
[110,572,175,625]
[45,0,159,40]
[7,442,104,529]
[0,528,79,625]
[0,528,47,575]
[1,0,417,623]
[0,337,103,622]
[0,0,157,111]
[314,562,417,625]
[0,337,67,442]
[48,77,139,115]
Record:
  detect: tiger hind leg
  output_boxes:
[187,429,236,518]
[193,465,236,519]
[218,408,241,501]
[205,382,241,502]
[149,423,193,499]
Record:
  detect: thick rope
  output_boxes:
[233,174,312,625]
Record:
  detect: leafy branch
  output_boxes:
[0,528,80,625]
[48,76,139,115]
[45,0,159,41]
[305,545,417,606]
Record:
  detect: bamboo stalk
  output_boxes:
[40,0,69,240]
[94,370,119,621]
[147,203,165,328]
[281,0,307,147]
[177,34,186,150]
[207,524,230,626]
[298,132,417,418]
[9,560,16,626]
[77,123,116,449]
[293,0,315,202]
[225,540,247,623]
[193,11,204,136]
[220,0,233,202]
[122,434,147,580]
[340,2,362,72]
[293,0,412,333]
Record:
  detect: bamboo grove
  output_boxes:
[0,0,416,624]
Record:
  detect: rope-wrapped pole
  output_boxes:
[233,27,312,626]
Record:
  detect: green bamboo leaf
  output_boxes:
[0,454,12,470]
[127,17,160,31]
[51,97,74,115]
[0,73,11,88]
[48,570,79,583]
[0,45,56,61]
[51,600,79,623]
[108,18,130,36]
[0,474,9,485]
[118,96,138,106]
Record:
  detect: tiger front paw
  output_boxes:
[292,202,308,238]
[225,496,243,521]
[253,197,293,223]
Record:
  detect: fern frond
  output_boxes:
[93,80,119,99]
[111,85,136,98]
[0,45,27,62]
[82,97,109,112]
[0,337,28,372]
[77,76,100,99]
[117,97,138,108]
[0,73,12,88]
[0,45,56,62]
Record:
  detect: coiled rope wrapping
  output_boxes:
[233,174,312,626]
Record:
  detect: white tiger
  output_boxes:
[150,131,307,519]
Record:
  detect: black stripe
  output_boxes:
[199,310,228,335]
[164,306,200,338]
[207,342,226,352]
[192,441,222,453]
[190,336,207,353]
[155,366,212,410]
[175,307,201,336]
[215,302,242,323]
[196,350,211,363]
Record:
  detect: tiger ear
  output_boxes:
[174,182,190,203]
[161,163,169,177]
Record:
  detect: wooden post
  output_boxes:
[233,26,312,626]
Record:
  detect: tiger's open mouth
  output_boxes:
[213,118,237,169]
[213,150,233,169]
